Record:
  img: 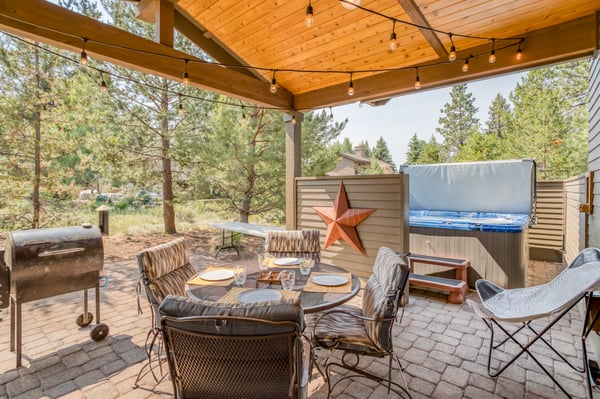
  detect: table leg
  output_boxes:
[214,229,240,258]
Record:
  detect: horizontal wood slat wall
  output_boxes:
[563,175,586,264]
[295,175,409,278]
[529,180,565,252]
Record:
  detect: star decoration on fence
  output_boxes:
[313,182,376,254]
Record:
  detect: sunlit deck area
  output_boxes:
[0,245,592,399]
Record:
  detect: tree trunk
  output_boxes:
[239,198,250,223]
[161,86,176,234]
[32,47,41,229]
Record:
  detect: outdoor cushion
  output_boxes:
[264,229,321,261]
[138,237,191,281]
[159,295,304,335]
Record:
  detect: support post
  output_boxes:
[284,112,303,230]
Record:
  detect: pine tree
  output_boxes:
[485,94,512,138]
[416,136,443,164]
[340,137,353,153]
[301,110,347,176]
[372,136,396,170]
[405,133,426,165]
[436,84,480,160]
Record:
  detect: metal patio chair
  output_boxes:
[311,246,411,398]
[467,247,600,399]
[134,237,197,386]
[264,229,321,262]
[159,295,306,399]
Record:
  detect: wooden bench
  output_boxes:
[407,254,470,304]
[210,222,283,258]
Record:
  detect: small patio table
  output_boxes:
[186,259,360,313]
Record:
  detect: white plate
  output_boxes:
[273,257,301,266]
[197,269,234,281]
[237,289,283,303]
[311,274,349,286]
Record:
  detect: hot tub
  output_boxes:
[402,160,536,289]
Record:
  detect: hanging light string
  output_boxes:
[3,32,287,113]
[1,7,526,99]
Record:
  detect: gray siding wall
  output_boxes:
[564,175,587,263]
[529,180,565,252]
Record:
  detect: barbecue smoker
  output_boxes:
[1,224,109,367]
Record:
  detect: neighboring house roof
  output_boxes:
[327,152,395,176]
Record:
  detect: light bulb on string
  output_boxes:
[270,71,278,94]
[488,39,496,63]
[80,38,88,66]
[305,0,314,27]
[414,68,421,90]
[516,44,523,60]
[178,94,184,115]
[292,115,297,125]
[389,21,397,51]
[241,106,247,125]
[462,58,469,73]
[448,33,456,62]
[329,107,334,122]
[182,59,190,85]
[100,75,107,93]
[347,73,354,96]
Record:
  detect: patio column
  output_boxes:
[284,112,303,230]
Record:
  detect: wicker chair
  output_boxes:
[134,237,197,385]
[264,229,321,262]
[159,295,306,399]
[311,246,411,398]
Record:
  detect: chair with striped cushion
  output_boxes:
[134,237,197,386]
[264,229,321,262]
[311,247,411,399]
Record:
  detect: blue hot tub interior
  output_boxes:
[409,210,530,233]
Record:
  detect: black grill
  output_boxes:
[1,224,109,367]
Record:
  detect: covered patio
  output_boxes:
[0,240,585,399]
[0,0,599,398]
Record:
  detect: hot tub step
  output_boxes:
[409,273,468,304]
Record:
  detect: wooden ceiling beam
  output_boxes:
[294,14,598,111]
[0,0,292,109]
[173,9,264,81]
[395,0,448,58]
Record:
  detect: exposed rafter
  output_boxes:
[0,0,292,109]
[395,0,448,58]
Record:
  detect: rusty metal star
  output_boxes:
[313,182,376,254]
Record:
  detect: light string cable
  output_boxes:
[1,32,288,112]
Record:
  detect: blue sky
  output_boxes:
[328,71,527,166]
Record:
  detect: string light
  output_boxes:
[329,106,334,121]
[448,34,456,62]
[347,73,354,96]
[340,0,361,10]
[182,59,190,85]
[292,115,297,124]
[305,0,314,27]
[462,58,469,73]
[80,38,88,66]
[488,39,496,64]
[516,43,523,60]
[100,73,107,93]
[241,106,247,125]
[178,94,184,115]
[414,68,421,90]
[389,21,397,51]
[270,70,278,94]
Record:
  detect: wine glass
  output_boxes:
[233,265,247,287]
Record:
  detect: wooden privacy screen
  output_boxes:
[295,175,409,278]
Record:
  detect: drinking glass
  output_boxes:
[280,270,295,291]
[257,253,268,271]
[299,257,312,276]
[233,265,247,286]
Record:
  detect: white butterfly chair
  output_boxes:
[467,247,600,399]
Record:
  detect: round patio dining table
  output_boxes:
[186,258,361,313]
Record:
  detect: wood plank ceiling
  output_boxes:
[0,0,598,112]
